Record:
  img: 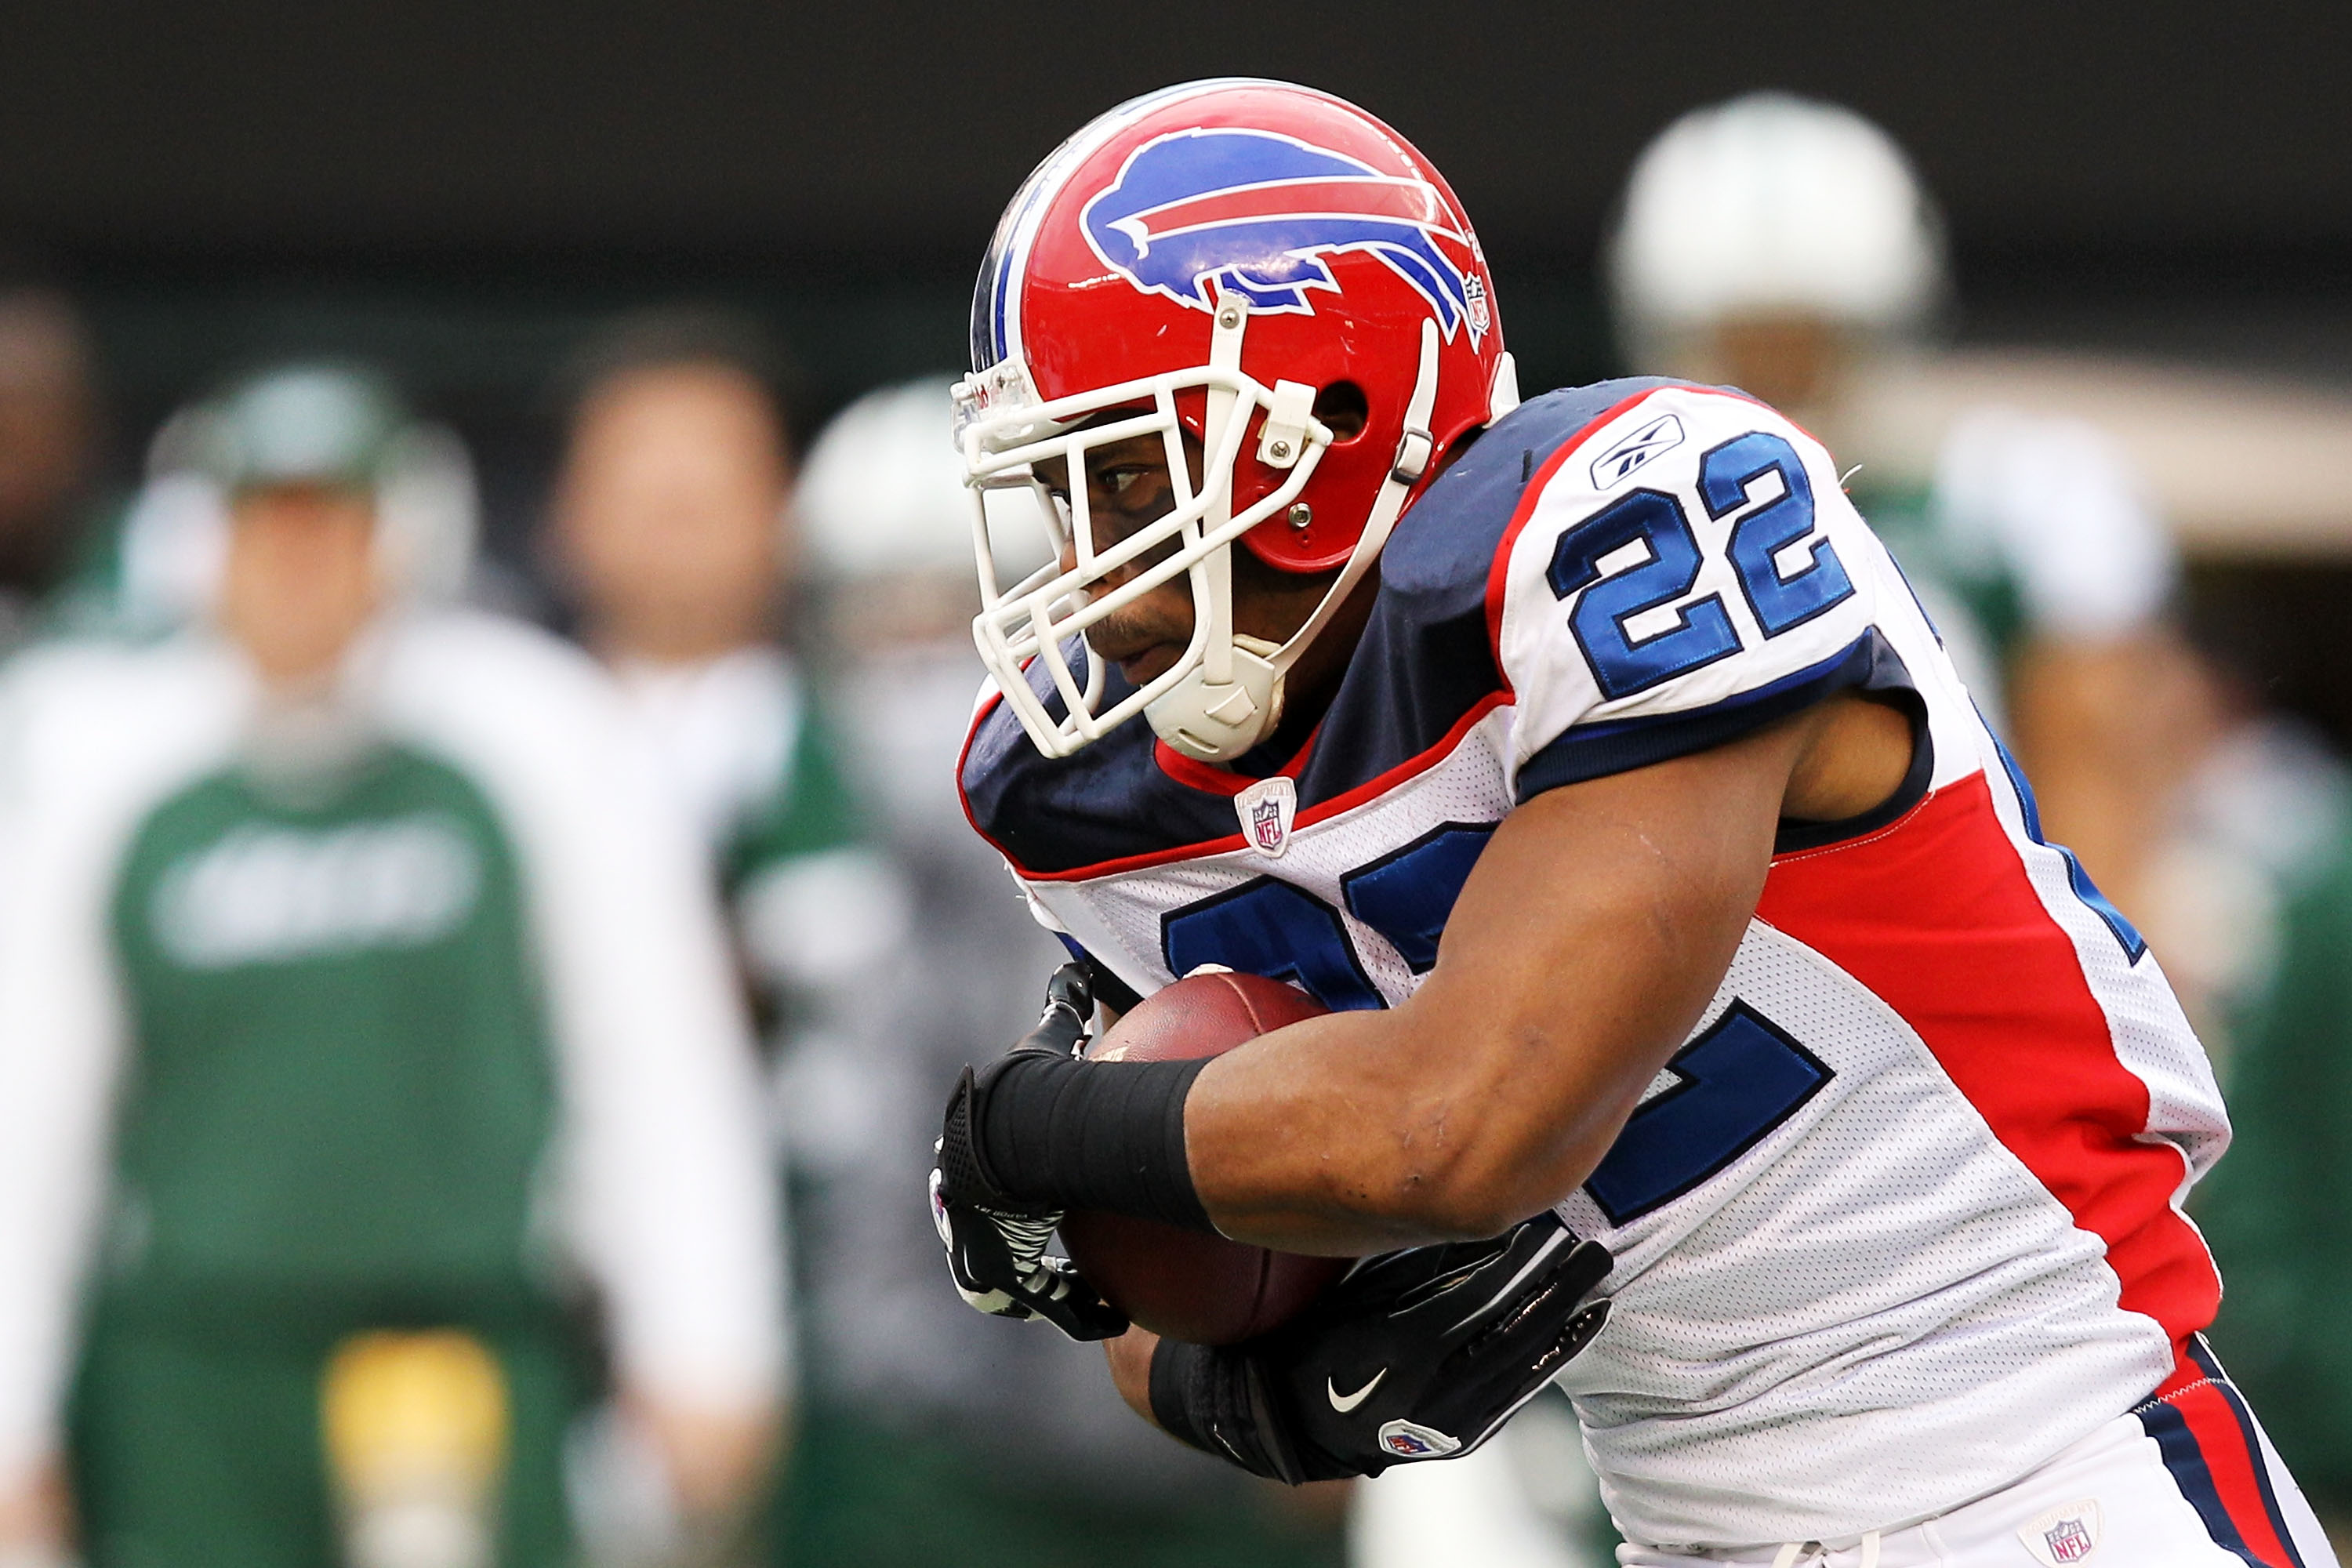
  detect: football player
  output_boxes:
[929,80,2335,1566]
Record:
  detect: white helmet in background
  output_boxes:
[797,376,1046,590]
[796,377,1047,842]
[1607,93,1947,368]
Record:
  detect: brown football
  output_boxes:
[1058,970,1351,1345]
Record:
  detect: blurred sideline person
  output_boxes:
[105,375,483,641]
[546,311,891,1025]
[1607,92,2201,922]
[781,378,1344,1568]
[543,313,890,1563]
[0,279,104,648]
[0,365,786,1568]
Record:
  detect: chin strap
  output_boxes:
[1147,317,1445,764]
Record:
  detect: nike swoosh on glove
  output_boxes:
[929,964,1129,1342]
[1148,1211,1611,1481]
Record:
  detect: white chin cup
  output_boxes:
[1145,633,1285,763]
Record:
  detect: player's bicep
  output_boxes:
[1434,721,1791,1014]
[1394,717,1804,1202]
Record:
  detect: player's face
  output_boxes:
[1033,427,1204,688]
[1034,424,1342,695]
[219,483,383,691]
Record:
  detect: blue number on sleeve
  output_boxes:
[1583,1000,1831,1226]
[1697,432,1854,638]
[1159,825,1499,1007]
[1547,488,1741,701]
[1160,877,1386,1012]
[1340,823,1496,974]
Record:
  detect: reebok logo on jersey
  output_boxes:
[1589,412,1684,490]
[1327,1369,1386,1413]
[2020,1500,2102,1565]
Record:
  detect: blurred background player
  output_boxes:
[1604,91,2201,924]
[0,278,105,650]
[541,307,884,1563]
[778,376,1345,1568]
[0,362,787,1568]
[105,359,485,641]
[545,308,889,989]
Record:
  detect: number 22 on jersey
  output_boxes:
[1548,431,1855,699]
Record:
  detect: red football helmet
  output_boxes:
[955,78,1515,761]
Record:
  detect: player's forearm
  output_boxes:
[951,731,1794,1256]
[1184,738,1792,1254]
[1182,982,1668,1253]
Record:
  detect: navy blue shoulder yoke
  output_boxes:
[960,379,1680,877]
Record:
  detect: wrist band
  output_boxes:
[975,1049,1215,1232]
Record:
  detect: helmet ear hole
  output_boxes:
[1312,380,1370,442]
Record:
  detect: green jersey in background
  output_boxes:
[0,612,783,1568]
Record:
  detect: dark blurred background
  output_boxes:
[10,1,2350,739]
[7,2,2348,572]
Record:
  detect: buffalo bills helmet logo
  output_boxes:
[1081,128,1484,339]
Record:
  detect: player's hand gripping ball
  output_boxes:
[1152,1214,1614,1483]
[1059,971,1349,1345]
[931,964,1130,1341]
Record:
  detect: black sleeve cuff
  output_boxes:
[975,1050,1216,1232]
[1148,1338,1297,1483]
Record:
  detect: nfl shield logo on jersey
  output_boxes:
[2020,1501,2102,1566]
[1236,776,1298,858]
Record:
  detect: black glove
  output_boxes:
[929,963,1129,1341]
[1147,1211,1612,1481]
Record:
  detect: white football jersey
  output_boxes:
[958,382,2229,1549]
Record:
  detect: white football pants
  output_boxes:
[1617,1399,2337,1568]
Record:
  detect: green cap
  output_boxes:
[199,364,410,495]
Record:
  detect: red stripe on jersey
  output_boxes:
[1005,691,1512,883]
[2142,1347,2310,1568]
[1151,725,1319,797]
[1754,770,2220,1351]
